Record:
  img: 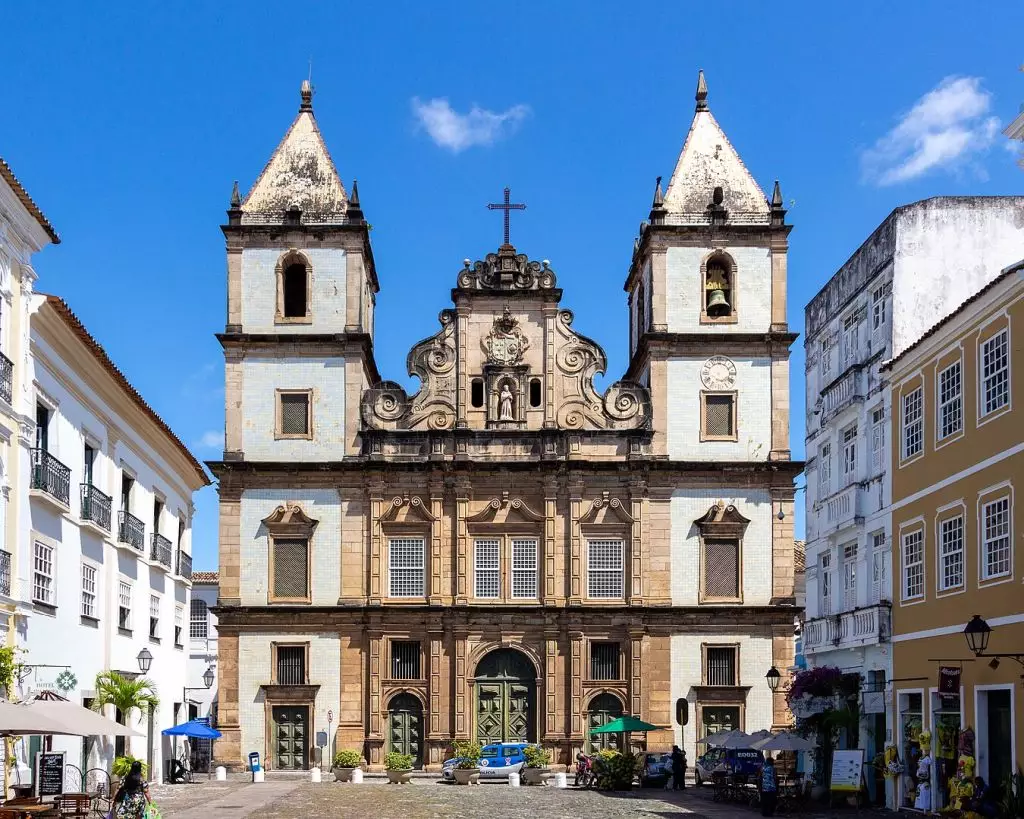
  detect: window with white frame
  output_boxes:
[902,388,923,460]
[474,539,500,599]
[938,515,964,590]
[389,537,425,597]
[32,541,54,605]
[842,541,858,610]
[819,551,832,615]
[587,539,624,599]
[938,361,963,440]
[819,442,832,497]
[871,533,888,603]
[981,497,1011,580]
[118,580,132,629]
[190,598,209,639]
[981,330,1009,417]
[902,531,924,601]
[871,285,887,332]
[511,538,538,599]
[871,407,885,473]
[149,595,160,639]
[820,334,834,383]
[841,424,858,483]
[842,312,861,369]
[174,605,184,646]
[81,563,97,618]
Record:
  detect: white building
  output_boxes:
[186,572,218,772]
[0,156,210,788]
[802,196,1024,801]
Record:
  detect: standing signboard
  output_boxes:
[830,749,865,806]
[34,750,65,798]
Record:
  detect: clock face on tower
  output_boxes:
[700,356,737,390]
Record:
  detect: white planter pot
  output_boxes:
[334,767,358,782]
[452,768,479,785]
[386,769,412,784]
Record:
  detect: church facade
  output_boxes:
[210,74,801,771]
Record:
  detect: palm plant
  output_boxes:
[91,671,159,727]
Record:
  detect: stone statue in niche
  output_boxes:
[499,382,515,421]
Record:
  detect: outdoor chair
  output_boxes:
[54,794,91,818]
[711,771,729,802]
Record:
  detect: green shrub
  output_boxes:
[595,750,636,791]
[998,768,1024,819]
[384,751,414,771]
[523,745,551,769]
[112,755,147,778]
[451,741,482,770]
[333,750,361,768]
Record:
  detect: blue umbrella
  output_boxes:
[162,719,222,739]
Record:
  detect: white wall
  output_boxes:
[188,584,218,721]
[237,632,340,768]
[666,245,772,333]
[670,633,774,764]
[670,488,773,606]
[240,357,346,460]
[239,489,341,606]
[666,357,772,461]
[240,248,347,334]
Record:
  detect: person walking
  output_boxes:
[671,745,687,790]
[113,760,152,819]
[760,754,779,816]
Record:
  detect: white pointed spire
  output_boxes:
[240,81,348,223]
[661,72,769,221]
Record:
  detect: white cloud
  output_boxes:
[411,97,530,152]
[196,429,224,450]
[861,76,1001,185]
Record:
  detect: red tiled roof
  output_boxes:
[191,571,219,584]
[42,295,210,487]
[0,156,60,244]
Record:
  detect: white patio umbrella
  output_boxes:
[0,700,75,736]
[749,729,772,742]
[697,728,735,746]
[716,731,755,749]
[25,700,141,737]
[751,731,816,752]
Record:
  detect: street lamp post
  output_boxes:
[136,649,154,780]
[766,666,782,693]
[963,615,1024,670]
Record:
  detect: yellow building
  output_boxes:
[886,260,1023,811]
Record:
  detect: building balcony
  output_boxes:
[30,449,71,508]
[0,549,11,597]
[177,550,193,581]
[820,367,865,423]
[0,352,12,405]
[820,482,864,535]
[151,533,173,570]
[80,483,112,532]
[117,510,146,553]
[803,602,892,656]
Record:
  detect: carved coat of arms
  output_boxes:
[483,306,530,365]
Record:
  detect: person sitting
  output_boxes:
[969,776,998,817]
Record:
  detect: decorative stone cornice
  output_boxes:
[466,492,545,523]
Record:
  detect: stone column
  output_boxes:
[426,615,447,768]
[217,484,242,606]
[771,626,796,729]
[542,304,557,428]
[337,625,366,751]
[225,238,242,330]
[649,250,668,331]
[568,476,584,604]
[769,236,789,333]
[344,249,365,332]
[628,628,645,720]
[569,630,584,741]
[366,622,384,767]
[453,627,470,738]
[429,478,445,605]
[455,479,470,604]
[223,350,243,456]
[544,626,560,740]
[769,353,792,460]
[212,630,241,768]
[543,477,561,605]
[628,479,645,605]
[771,487,796,602]
[455,305,469,428]
[368,479,384,604]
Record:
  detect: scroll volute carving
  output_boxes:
[262,503,319,537]
[466,492,545,524]
[694,504,751,539]
[577,492,636,526]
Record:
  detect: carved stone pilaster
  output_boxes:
[368,480,385,604]
[629,628,646,721]
[429,480,445,605]
[569,631,584,738]
[454,627,469,738]
[455,479,471,604]
[544,477,561,605]
[628,479,645,605]
[568,477,584,604]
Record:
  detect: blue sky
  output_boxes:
[4,2,1023,569]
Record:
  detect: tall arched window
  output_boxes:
[277,251,311,322]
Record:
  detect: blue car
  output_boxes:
[442,742,530,780]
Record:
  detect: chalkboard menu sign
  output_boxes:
[35,750,65,798]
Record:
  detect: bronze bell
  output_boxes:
[706,288,731,317]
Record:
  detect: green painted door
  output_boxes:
[272,705,308,770]
[474,649,537,744]
[387,693,423,768]
[587,693,624,753]
[701,706,739,739]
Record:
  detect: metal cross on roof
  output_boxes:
[486,186,526,247]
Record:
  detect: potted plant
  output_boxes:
[332,750,362,782]
[384,751,414,784]
[521,745,551,785]
[450,741,481,785]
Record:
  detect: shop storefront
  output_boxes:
[896,690,923,810]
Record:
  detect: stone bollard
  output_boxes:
[508,772,520,787]
[311,768,322,783]
[215,767,226,781]
[253,770,265,783]
[351,768,363,784]
[553,772,567,788]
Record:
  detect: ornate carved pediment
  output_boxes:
[261,503,318,536]
[482,307,530,366]
[466,492,545,524]
[578,492,636,526]
[694,504,751,538]
[457,246,557,291]
[379,493,437,524]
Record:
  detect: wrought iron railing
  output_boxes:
[31,449,71,506]
[151,533,173,569]
[177,550,193,580]
[117,510,145,553]
[0,550,11,596]
[0,352,12,405]
[80,483,112,531]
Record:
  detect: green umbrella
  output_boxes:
[590,715,660,734]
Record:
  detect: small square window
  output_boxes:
[702,393,736,441]
[590,642,621,681]
[391,641,421,680]
[705,646,737,686]
[278,391,311,438]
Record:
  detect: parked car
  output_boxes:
[694,748,764,786]
[442,742,530,780]
[639,751,673,787]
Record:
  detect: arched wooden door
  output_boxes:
[387,693,423,768]
[474,649,537,744]
[587,693,624,753]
